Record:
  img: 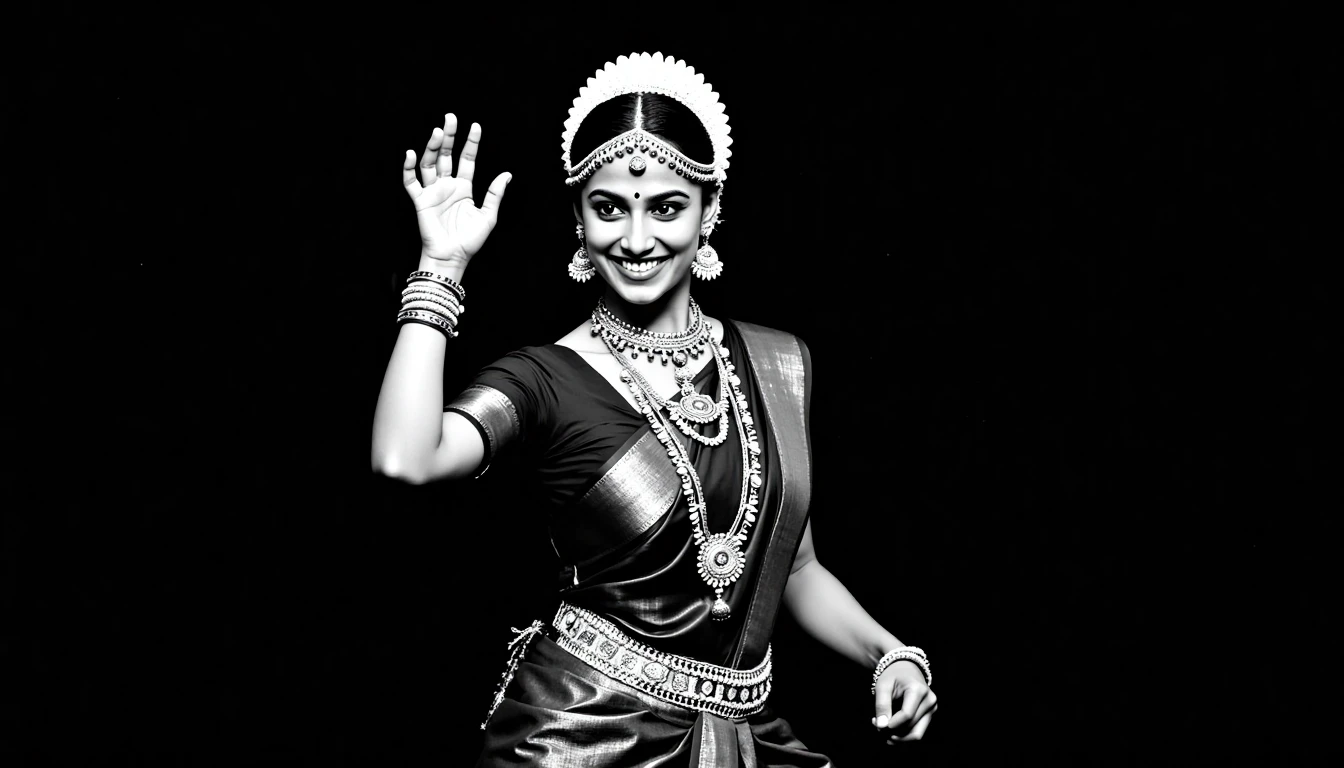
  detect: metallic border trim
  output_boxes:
[566,428,682,566]
[445,385,521,463]
[728,321,813,667]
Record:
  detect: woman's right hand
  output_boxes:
[402,113,512,269]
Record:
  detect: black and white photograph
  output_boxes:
[4,6,1337,766]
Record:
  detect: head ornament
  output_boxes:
[561,52,732,187]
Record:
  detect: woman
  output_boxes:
[372,52,937,766]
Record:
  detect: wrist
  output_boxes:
[418,253,467,283]
[865,633,903,667]
[872,646,931,692]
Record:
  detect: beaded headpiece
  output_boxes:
[561,52,732,188]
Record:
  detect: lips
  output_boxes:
[611,256,672,278]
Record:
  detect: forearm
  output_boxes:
[370,254,464,478]
[783,559,904,669]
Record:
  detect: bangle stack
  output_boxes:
[871,646,931,693]
[397,270,466,338]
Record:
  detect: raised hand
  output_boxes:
[402,113,511,268]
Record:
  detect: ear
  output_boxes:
[700,185,721,232]
[572,199,584,224]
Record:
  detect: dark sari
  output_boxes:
[448,320,827,767]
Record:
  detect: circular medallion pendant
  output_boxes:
[696,534,745,589]
[677,392,722,424]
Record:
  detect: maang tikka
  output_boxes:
[568,223,595,282]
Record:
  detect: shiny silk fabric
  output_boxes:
[478,635,826,768]
[466,321,828,767]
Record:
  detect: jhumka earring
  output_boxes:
[568,223,595,282]
[691,224,723,281]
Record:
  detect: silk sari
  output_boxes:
[448,321,827,767]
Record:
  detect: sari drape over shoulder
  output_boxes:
[448,320,827,767]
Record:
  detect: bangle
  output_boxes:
[872,646,931,693]
[401,292,462,316]
[401,301,460,326]
[397,308,459,339]
[407,270,466,302]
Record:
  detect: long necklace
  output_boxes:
[593,300,763,620]
[591,298,731,447]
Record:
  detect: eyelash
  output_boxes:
[595,202,682,218]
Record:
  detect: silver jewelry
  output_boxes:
[568,223,595,283]
[593,300,763,620]
[591,298,729,447]
[406,271,465,302]
[398,271,465,338]
[691,226,723,281]
[480,620,546,729]
[871,646,931,693]
[561,53,732,188]
[551,602,771,717]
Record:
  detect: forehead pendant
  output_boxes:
[628,95,647,175]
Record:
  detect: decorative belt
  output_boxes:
[550,601,772,719]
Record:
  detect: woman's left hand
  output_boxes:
[872,660,937,743]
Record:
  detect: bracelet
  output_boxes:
[397,308,459,339]
[871,646,931,693]
[407,270,466,302]
[401,282,463,302]
[401,292,462,316]
[401,300,460,325]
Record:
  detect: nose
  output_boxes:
[619,217,656,259]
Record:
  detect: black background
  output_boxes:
[4,6,1338,767]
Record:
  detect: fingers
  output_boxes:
[871,677,894,729]
[908,689,936,731]
[885,685,921,732]
[456,122,481,182]
[419,127,444,185]
[887,703,936,744]
[437,113,457,179]
[480,172,512,219]
[402,150,421,195]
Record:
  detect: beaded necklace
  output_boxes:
[592,298,731,447]
[592,300,763,620]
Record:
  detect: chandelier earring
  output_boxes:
[568,223,595,283]
[691,224,723,281]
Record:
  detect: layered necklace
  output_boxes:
[591,298,730,446]
[590,297,763,621]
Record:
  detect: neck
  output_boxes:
[601,279,694,334]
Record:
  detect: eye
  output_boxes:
[595,201,622,218]
[652,202,683,217]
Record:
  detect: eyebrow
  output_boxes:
[587,188,691,204]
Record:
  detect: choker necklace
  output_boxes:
[591,299,763,620]
[591,298,730,447]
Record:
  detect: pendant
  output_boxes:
[711,595,732,621]
[697,533,746,589]
[676,392,723,423]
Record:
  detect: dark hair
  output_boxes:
[570,93,718,203]
[571,92,714,165]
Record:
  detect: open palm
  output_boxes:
[402,113,511,266]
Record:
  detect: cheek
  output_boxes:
[662,219,701,252]
[584,215,702,253]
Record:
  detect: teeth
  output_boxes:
[618,259,663,274]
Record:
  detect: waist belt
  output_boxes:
[550,601,772,720]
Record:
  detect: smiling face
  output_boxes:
[577,156,718,307]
